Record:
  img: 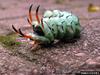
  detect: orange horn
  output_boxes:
[19,29,32,38]
[36,5,40,24]
[28,4,33,24]
[12,25,32,39]
[27,17,32,25]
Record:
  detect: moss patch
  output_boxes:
[0,33,21,49]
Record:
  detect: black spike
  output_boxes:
[27,17,31,25]
[12,25,18,33]
[27,17,30,23]
[29,4,33,13]
[36,5,40,14]
[19,29,25,36]
[41,18,44,28]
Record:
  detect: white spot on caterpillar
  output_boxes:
[44,10,53,18]
[32,21,38,26]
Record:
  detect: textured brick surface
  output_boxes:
[0,0,100,75]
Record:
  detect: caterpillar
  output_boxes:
[12,4,81,46]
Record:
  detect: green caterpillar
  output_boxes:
[12,4,81,45]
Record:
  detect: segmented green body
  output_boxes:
[36,10,81,44]
[12,5,81,45]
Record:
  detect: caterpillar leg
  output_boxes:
[29,41,40,50]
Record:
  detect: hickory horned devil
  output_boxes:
[12,4,81,47]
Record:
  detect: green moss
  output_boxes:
[0,33,21,49]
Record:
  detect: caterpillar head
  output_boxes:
[27,4,45,36]
[12,5,46,44]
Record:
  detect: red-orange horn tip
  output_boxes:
[36,5,40,24]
